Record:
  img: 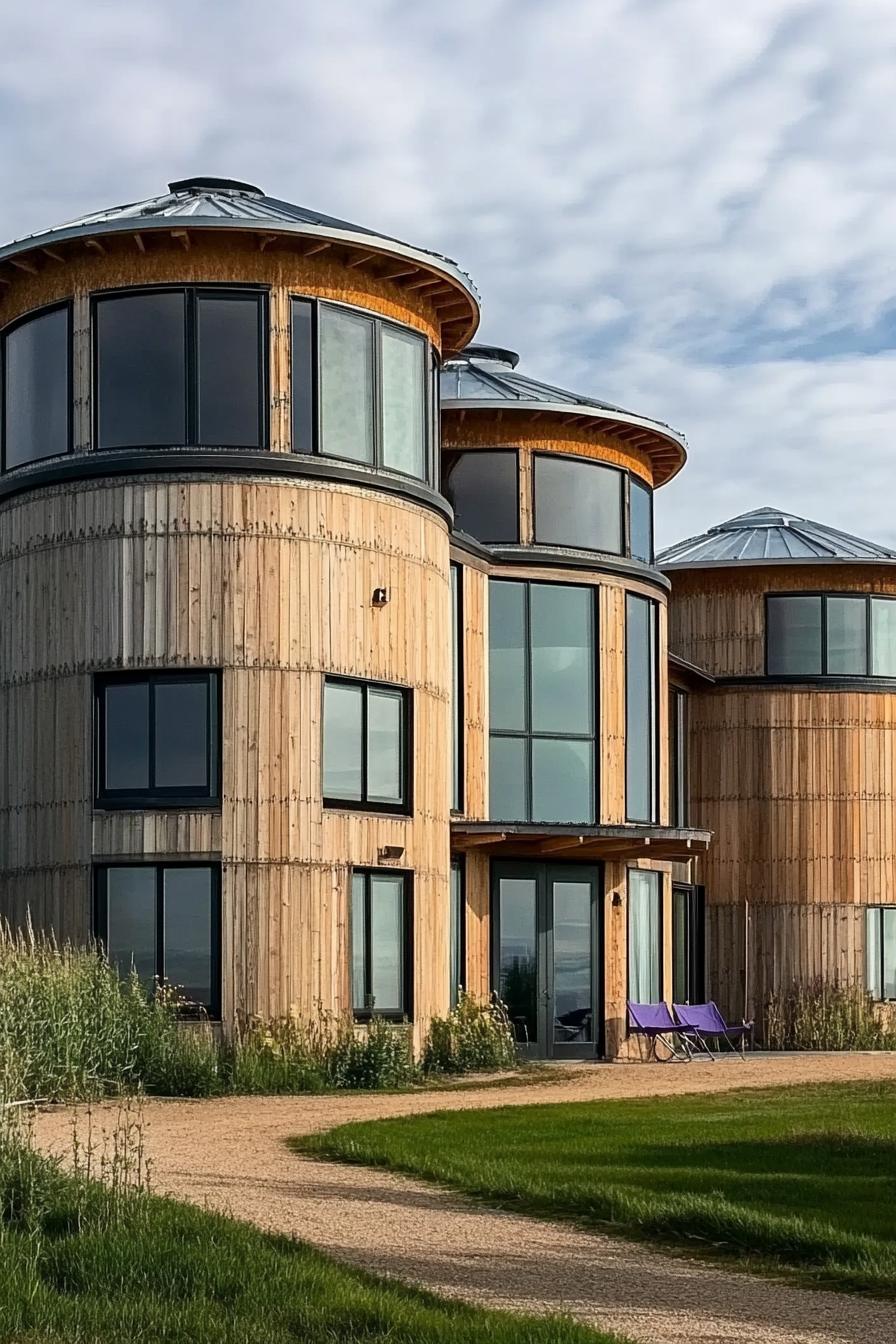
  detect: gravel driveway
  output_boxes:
[33,1053,896,1344]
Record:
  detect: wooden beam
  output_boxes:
[345,251,377,269]
[403,276,443,292]
[41,247,65,264]
[170,230,190,251]
[10,257,38,274]
[378,265,418,281]
[434,300,471,316]
[258,235,279,252]
[451,832,507,849]
[84,239,106,255]
[133,233,146,253]
[302,240,331,257]
[532,836,587,855]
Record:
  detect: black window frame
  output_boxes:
[625,592,660,824]
[451,562,465,813]
[449,856,466,1009]
[488,577,599,825]
[350,867,413,1022]
[442,447,521,544]
[92,284,269,452]
[765,592,896,680]
[322,675,413,815]
[672,882,705,1004]
[94,861,222,1019]
[94,670,221,810]
[290,295,434,486]
[532,451,626,557]
[627,474,654,565]
[1,300,74,473]
[866,906,896,1001]
[670,687,689,828]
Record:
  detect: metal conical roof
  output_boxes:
[441,344,687,486]
[659,506,896,569]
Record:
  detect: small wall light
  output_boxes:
[377,845,405,863]
[372,587,390,607]
[612,892,623,907]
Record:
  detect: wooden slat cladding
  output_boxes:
[0,476,452,1034]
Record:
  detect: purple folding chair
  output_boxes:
[673,1002,754,1060]
[627,1002,693,1062]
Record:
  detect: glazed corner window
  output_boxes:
[488,579,596,824]
[351,870,410,1019]
[766,593,896,678]
[629,478,653,564]
[533,454,623,555]
[669,688,688,828]
[95,863,220,1017]
[96,671,220,808]
[2,304,72,470]
[94,287,267,450]
[628,869,662,1003]
[626,593,659,823]
[323,678,410,812]
[450,859,465,1009]
[866,907,896,1000]
[443,450,519,544]
[316,304,429,481]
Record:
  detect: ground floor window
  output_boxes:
[866,907,896,1000]
[628,869,662,1003]
[351,870,411,1020]
[94,863,220,1017]
[672,884,705,1004]
[450,859,465,1009]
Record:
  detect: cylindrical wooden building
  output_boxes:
[0,176,478,1034]
[661,506,896,1026]
[442,346,710,1058]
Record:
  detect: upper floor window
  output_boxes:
[94,287,267,451]
[443,450,519,544]
[95,862,220,1017]
[766,593,896,678]
[2,303,71,470]
[630,478,653,564]
[866,906,896,1001]
[351,869,411,1019]
[292,299,431,484]
[95,671,220,809]
[626,593,658,823]
[323,677,410,813]
[533,454,623,555]
[489,579,596,824]
[669,688,688,828]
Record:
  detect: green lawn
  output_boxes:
[304,1082,896,1296]
[0,1151,625,1344]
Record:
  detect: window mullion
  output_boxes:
[186,289,197,445]
[361,686,369,804]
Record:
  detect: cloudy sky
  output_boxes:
[2,0,895,547]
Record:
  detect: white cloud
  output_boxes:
[2,0,896,545]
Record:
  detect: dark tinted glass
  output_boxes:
[323,681,363,799]
[196,294,263,446]
[3,306,70,468]
[96,292,187,448]
[826,596,867,675]
[498,876,538,1043]
[291,299,314,453]
[531,737,593,823]
[630,478,653,563]
[488,580,526,732]
[445,451,519,543]
[105,866,156,991]
[367,688,403,804]
[450,861,463,1008]
[530,584,593,735]
[104,682,149,791]
[489,735,527,821]
[670,689,688,827]
[154,680,209,789]
[533,455,622,554]
[163,866,214,1008]
[871,599,896,677]
[626,594,657,822]
[766,596,822,675]
[552,880,593,1042]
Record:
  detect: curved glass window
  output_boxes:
[95,287,266,450]
[766,593,896,678]
[626,593,658,823]
[444,451,519,543]
[2,304,71,470]
[488,579,596,824]
[630,478,653,564]
[533,454,623,554]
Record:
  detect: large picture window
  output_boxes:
[94,287,267,450]
[323,677,410,812]
[489,579,596,824]
[95,863,220,1017]
[95,671,220,808]
[766,593,896,678]
[628,869,662,1004]
[533,454,623,555]
[866,907,896,1000]
[443,450,519,543]
[626,593,659,823]
[2,303,71,470]
[351,869,411,1019]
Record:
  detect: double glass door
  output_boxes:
[492,862,601,1059]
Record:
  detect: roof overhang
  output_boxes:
[450,822,711,861]
[669,651,715,686]
[661,556,896,573]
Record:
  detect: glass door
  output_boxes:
[492,862,601,1059]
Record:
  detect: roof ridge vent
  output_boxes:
[461,343,520,369]
[167,176,263,196]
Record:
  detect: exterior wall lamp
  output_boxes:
[372,587,390,607]
[377,845,405,862]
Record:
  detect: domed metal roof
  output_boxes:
[441,344,688,486]
[659,506,896,569]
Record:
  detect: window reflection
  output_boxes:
[533,454,623,554]
[766,593,896,679]
[628,870,662,1003]
[626,594,658,824]
[323,678,409,811]
[351,870,409,1018]
[3,305,71,468]
[444,451,519,544]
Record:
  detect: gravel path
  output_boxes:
[33,1053,896,1344]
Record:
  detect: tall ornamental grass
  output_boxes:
[764,979,895,1051]
[422,992,518,1075]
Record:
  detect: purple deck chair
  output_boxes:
[673,1002,754,1059]
[627,1002,693,1062]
